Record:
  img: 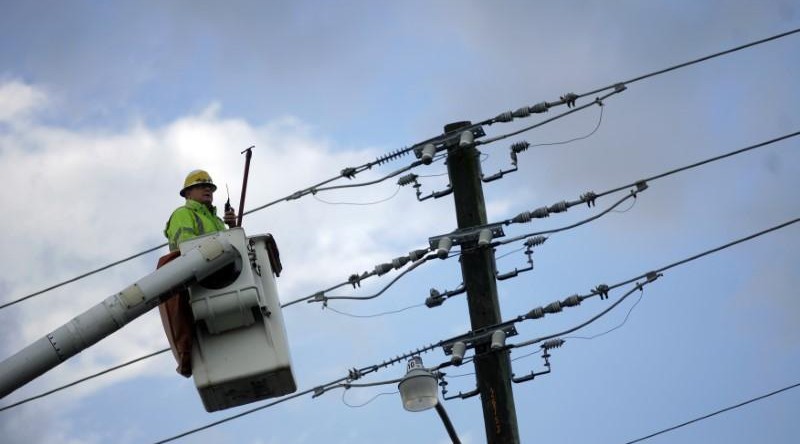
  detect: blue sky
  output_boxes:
[1,1,799,443]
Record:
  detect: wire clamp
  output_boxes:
[561,92,578,108]
[595,284,610,300]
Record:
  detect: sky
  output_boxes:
[0,1,799,443]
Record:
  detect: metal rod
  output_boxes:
[237,146,254,227]
[435,402,462,444]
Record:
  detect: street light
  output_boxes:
[399,356,461,444]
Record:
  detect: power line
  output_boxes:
[312,185,401,206]
[595,131,800,199]
[152,218,799,442]
[324,303,425,318]
[4,28,797,310]
[481,130,799,249]
[580,27,800,99]
[0,348,170,412]
[623,381,800,444]
[0,244,165,310]
[477,88,618,146]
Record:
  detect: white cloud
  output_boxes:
[0,80,47,123]
[0,80,450,411]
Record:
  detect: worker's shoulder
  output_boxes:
[167,204,197,222]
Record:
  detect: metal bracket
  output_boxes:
[428,224,505,250]
[442,324,518,355]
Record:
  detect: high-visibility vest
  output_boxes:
[164,199,227,251]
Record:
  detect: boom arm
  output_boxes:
[0,234,238,399]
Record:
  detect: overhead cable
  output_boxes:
[280,246,432,308]
[150,218,799,442]
[6,28,797,310]
[580,27,800,99]
[623,381,800,444]
[0,348,170,412]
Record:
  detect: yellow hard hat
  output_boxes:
[180,169,217,197]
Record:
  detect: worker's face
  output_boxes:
[186,184,215,205]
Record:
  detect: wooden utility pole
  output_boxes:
[444,121,520,444]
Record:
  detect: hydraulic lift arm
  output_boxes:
[0,233,238,399]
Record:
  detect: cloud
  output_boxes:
[0,80,47,123]
[0,79,451,410]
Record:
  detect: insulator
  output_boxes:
[530,207,550,219]
[562,294,581,307]
[548,201,568,213]
[526,307,545,319]
[451,341,466,365]
[544,301,562,314]
[530,102,549,113]
[436,237,452,259]
[511,141,530,153]
[375,147,411,165]
[513,106,531,118]
[541,339,565,350]
[420,143,436,165]
[495,111,514,122]
[478,229,493,246]
[397,173,418,186]
[408,248,428,261]
[374,263,393,276]
[392,256,410,269]
[524,236,547,248]
[459,130,474,147]
[490,330,506,350]
[512,211,532,224]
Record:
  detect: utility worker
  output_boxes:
[165,169,237,250]
[160,169,237,377]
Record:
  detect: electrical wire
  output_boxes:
[342,389,399,408]
[501,217,800,352]
[477,90,616,146]
[595,131,800,200]
[495,190,640,248]
[565,288,645,341]
[0,348,170,412]
[456,129,800,250]
[324,303,425,318]
[622,381,800,444]
[580,27,800,100]
[5,28,797,311]
[320,254,437,302]
[150,217,799,443]
[527,104,604,149]
[0,244,165,310]
[512,283,650,350]
[312,185,401,206]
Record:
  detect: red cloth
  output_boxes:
[156,251,194,377]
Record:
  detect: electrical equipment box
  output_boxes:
[180,228,296,412]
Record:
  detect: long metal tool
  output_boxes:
[236,146,254,227]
